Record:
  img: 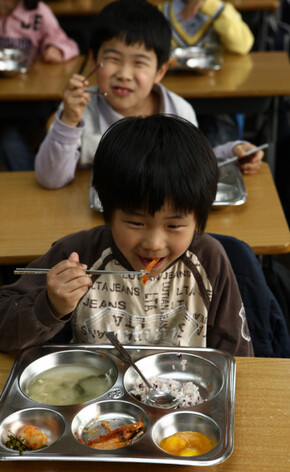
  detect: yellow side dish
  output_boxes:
[160,431,214,456]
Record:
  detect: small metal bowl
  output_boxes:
[0,408,65,451]
[19,349,118,406]
[152,411,220,456]
[124,352,223,408]
[0,48,31,77]
[72,400,148,449]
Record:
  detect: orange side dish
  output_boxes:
[141,258,160,285]
[22,425,48,450]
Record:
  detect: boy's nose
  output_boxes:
[116,62,133,80]
[141,230,166,252]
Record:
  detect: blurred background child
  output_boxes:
[159,0,254,146]
[0,0,79,171]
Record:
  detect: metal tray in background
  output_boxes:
[0,48,31,77]
[213,162,247,208]
[169,46,223,73]
[0,345,236,466]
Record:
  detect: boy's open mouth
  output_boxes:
[139,256,164,268]
[112,86,133,97]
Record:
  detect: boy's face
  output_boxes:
[110,201,196,276]
[95,38,168,117]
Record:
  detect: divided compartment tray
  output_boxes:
[169,46,223,73]
[0,345,236,466]
[213,162,247,207]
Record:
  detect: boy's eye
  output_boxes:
[103,55,120,63]
[126,220,143,227]
[135,60,147,66]
[168,224,184,229]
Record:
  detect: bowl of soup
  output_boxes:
[19,349,118,406]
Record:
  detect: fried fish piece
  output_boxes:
[87,421,144,449]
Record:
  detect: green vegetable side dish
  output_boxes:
[4,431,46,455]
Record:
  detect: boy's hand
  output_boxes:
[233,143,264,174]
[43,46,64,63]
[46,252,92,318]
[61,74,91,127]
[178,0,204,21]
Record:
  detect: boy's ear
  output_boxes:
[154,61,169,84]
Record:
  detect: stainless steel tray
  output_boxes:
[0,48,31,77]
[213,162,247,207]
[0,345,235,466]
[169,46,222,73]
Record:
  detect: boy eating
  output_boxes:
[0,115,254,356]
[35,0,263,190]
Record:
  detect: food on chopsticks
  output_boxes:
[87,421,144,449]
[141,258,160,285]
[160,431,214,456]
[4,425,47,454]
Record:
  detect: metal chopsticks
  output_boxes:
[14,268,147,276]
[218,143,269,168]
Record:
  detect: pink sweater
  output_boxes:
[0,0,79,61]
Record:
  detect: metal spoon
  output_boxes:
[106,332,178,409]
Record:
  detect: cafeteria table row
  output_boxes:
[1,50,290,172]
[46,0,281,16]
[0,351,289,471]
[0,162,289,266]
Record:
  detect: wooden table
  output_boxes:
[0,353,289,471]
[162,51,290,99]
[0,55,85,102]
[0,163,289,265]
[162,51,290,173]
[83,50,290,102]
[46,0,280,16]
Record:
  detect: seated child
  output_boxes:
[0,114,254,356]
[160,0,254,53]
[35,0,263,190]
[0,0,79,171]
[159,0,255,145]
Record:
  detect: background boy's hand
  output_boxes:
[178,0,204,21]
[43,46,64,63]
[61,74,91,127]
[233,143,264,174]
[46,252,92,318]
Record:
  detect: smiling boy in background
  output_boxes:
[35,0,263,190]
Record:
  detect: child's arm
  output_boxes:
[46,252,92,318]
[35,74,91,189]
[212,141,264,174]
[206,246,254,356]
[61,74,91,127]
[0,251,92,352]
[38,2,79,61]
[231,143,264,175]
[201,0,254,54]
[42,45,64,63]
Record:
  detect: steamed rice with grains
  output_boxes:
[130,376,202,408]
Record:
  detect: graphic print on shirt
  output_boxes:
[21,14,42,31]
[72,250,212,347]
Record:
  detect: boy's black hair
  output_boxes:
[23,0,38,10]
[90,0,172,69]
[93,114,218,233]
